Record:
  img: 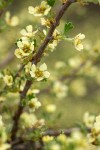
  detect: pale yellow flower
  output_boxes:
[57,134,67,143]
[48,40,58,51]
[0,115,3,127]
[50,144,61,150]
[3,75,13,86]
[93,115,100,133]
[0,143,11,150]
[83,112,95,128]
[28,98,41,111]
[27,88,40,95]
[28,1,51,16]
[20,112,37,128]
[74,33,85,51]
[53,81,68,98]
[5,11,19,26]
[46,104,56,113]
[42,135,54,143]
[68,56,83,68]
[33,119,45,128]
[55,61,66,69]
[20,25,38,38]
[15,39,34,59]
[25,62,32,74]
[30,63,50,81]
[41,17,54,28]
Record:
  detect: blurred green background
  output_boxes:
[0,0,100,128]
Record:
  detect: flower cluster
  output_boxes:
[5,11,19,26]
[15,25,37,60]
[53,81,68,98]
[3,74,13,86]
[28,1,51,17]
[43,129,94,150]
[28,97,41,112]
[89,115,100,145]
[73,33,85,51]
[0,115,10,150]
[25,62,50,81]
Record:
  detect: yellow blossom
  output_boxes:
[74,33,85,51]
[46,104,56,113]
[28,98,41,111]
[28,1,51,17]
[3,75,13,86]
[41,17,54,28]
[42,135,54,143]
[83,112,95,128]
[5,11,19,26]
[0,143,11,150]
[53,81,68,98]
[15,39,35,59]
[20,112,37,128]
[20,25,38,38]
[30,63,50,81]
[0,115,4,127]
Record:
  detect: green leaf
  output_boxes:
[47,0,56,6]
[64,22,74,35]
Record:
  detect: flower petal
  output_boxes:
[26,25,33,33]
[39,63,47,71]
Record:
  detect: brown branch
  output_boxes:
[10,0,76,142]
[11,80,32,140]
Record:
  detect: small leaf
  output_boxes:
[47,0,56,6]
[64,22,74,35]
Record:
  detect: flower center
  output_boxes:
[23,45,30,53]
[38,6,46,13]
[35,69,43,77]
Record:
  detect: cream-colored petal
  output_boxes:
[44,71,50,78]
[31,64,36,72]
[17,41,23,48]
[39,63,47,71]
[15,49,22,58]
[20,29,27,36]
[76,44,83,51]
[30,71,35,78]
[26,25,33,33]
[28,6,34,14]
[37,77,43,81]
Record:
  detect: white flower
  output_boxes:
[27,88,40,95]
[55,61,66,69]
[50,144,61,150]
[83,112,95,128]
[46,104,56,113]
[42,135,54,143]
[28,98,41,111]
[0,143,11,150]
[48,40,58,51]
[41,17,54,28]
[5,11,19,26]
[25,62,32,74]
[30,63,50,81]
[0,115,4,127]
[74,33,85,51]
[15,39,35,59]
[53,81,68,98]
[93,115,100,133]
[21,112,37,128]
[3,75,13,86]
[28,1,51,16]
[20,25,38,38]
